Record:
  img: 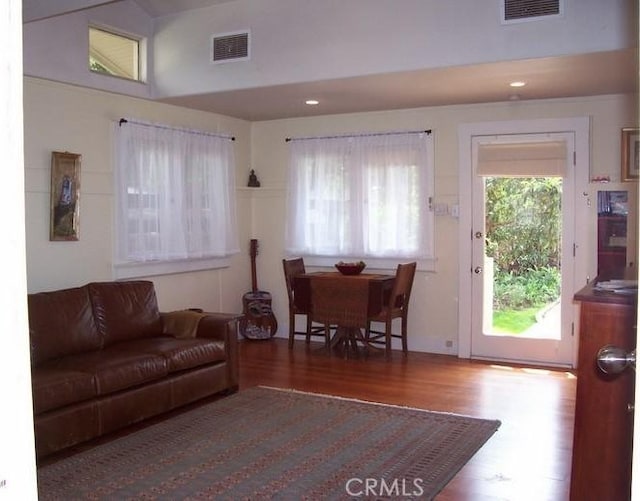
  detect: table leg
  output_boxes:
[329,326,383,357]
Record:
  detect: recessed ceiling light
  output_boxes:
[305,99,319,105]
[509,81,526,88]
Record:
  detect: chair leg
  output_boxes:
[385,318,392,355]
[324,324,331,348]
[288,311,295,349]
[401,317,408,353]
[305,315,313,344]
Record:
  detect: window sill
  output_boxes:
[113,257,231,279]
[301,256,436,272]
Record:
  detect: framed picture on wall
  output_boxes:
[50,151,81,241]
[621,127,639,182]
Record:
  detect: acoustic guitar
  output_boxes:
[239,239,278,339]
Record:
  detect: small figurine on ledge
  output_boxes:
[247,169,261,187]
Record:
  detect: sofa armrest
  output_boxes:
[196,313,242,390]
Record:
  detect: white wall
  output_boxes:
[152,0,636,97]
[2,0,37,498]
[249,93,638,354]
[23,77,253,316]
[23,82,637,355]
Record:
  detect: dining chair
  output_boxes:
[310,276,369,355]
[365,262,417,355]
[282,258,327,349]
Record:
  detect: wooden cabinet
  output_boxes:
[597,215,627,273]
[571,280,636,501]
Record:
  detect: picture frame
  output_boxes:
[50,151,81,241]
[621,127,639,182]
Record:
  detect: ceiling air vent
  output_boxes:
[211,31,250,64]
[502,0,562,24]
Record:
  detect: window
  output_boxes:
[89,27,141,81]
[285,131,434,264]
[114,120,239,278]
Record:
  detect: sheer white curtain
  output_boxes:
[286,131,433,259]
[114,120,239,267]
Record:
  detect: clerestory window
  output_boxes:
[89,26,141,81]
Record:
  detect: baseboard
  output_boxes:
[271,330,460,357]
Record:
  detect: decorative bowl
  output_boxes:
[335,261,366,275]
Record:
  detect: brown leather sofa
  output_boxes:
[28,280,239,458]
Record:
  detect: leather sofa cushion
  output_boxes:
[31,336,224,415]
[88,281,163,346]
[52,348,168,395]
[111,337,227,373]
[31,367,97,415]
[159,338,226,372]
[28,286,102,366]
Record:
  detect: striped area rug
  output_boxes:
[38,386,500,500]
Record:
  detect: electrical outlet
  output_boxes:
[445,340,453,348]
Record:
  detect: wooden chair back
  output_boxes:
[282,258,306,308]
[388,262,417,312]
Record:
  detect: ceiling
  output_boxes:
[132,0,235,17]
[22,0,234,22]
[161,49,638,121]
[23,0,639,121]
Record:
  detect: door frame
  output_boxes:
[457,117,591,368]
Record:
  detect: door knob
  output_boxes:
[597,345,636,375]
[475,231,483,239]
[474,266,482,274]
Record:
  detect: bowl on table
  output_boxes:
[335,261,366,275]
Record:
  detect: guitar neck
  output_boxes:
[251,254,258,292]
[250,239,259,292]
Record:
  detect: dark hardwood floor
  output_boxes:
[239,338,577,501]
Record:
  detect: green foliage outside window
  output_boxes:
[485,177,562,310]
[90,59,112,75]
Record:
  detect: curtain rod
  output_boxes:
[285,129,431,142]
[118,118,235,141]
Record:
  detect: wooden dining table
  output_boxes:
[293,272,395,354]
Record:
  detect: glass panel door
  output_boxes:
[470,133,575,366]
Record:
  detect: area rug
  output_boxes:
[37,386,500,500]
